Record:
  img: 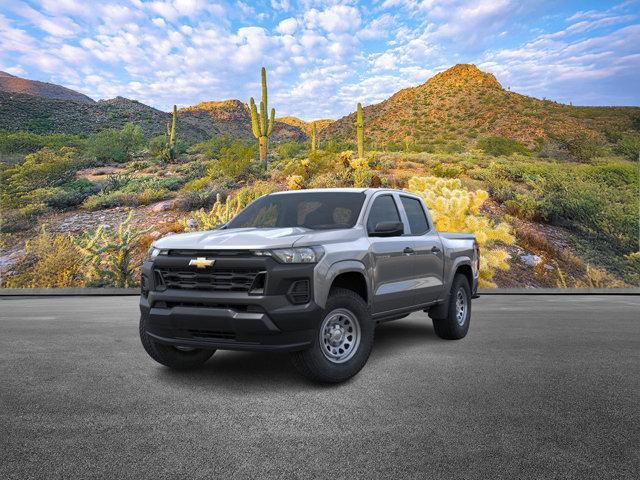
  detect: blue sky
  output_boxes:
[0,0,638,120]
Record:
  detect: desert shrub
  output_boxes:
[3,228,86,288]
[74,211,148,287]
[148,135,167,157]
[0,131,87,155]
[37,178,98,209]
[406,176,514,287]
[555,132,603,162]
[192,136,236,158]
[504,194,539,220]
[214,140,256,178]
[82,187,173,210]
[477,136,529,156]
[432,163,464,178]
[475,158,638,254]
[0,147,80,208]
[275,141,306,160]
[0,203,47,233]
[615,133,640,160]
[88,123,144,163]
[174,189,222,211]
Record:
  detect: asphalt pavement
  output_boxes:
[1,295,639,479]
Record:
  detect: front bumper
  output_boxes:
[140,291,322,352]
[139,255,322,352]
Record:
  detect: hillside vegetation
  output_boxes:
[1,65,638,289]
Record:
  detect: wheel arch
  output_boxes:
[315,260,370,309]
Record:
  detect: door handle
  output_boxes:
[403,247,415,255]
[431,246,441,254]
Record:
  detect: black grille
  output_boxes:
[156,267,264,292]
[157,301,263,313]
[184,329,236,340]
[288,280,310,304]
[167,249,252,257]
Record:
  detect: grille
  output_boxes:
[157,301,263,313]
[184,329,236,340]
[156,267,264,292]
[167,249,251,257]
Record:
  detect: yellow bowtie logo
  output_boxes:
[189,257,215,269]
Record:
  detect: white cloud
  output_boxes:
[276,17,298,35]
[152,17,166,28]
[305,5,361,33]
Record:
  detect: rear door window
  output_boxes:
[400,196,430,235]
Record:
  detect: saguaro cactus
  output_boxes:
[165,104,177,161]
[355,102,364,160]
[310,122,317,152]
[249,67,275,166]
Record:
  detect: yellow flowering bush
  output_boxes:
[406,176,514,287]
[287,175,305,190]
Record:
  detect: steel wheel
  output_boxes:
[455,288,467,326]
[319,308,361,364]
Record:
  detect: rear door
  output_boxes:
[366,194,416,314]
[399,195,444,305]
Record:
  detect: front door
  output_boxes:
[367,194,416,314]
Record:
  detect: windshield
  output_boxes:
[226,192,366,230]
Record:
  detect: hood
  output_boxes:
[153,227,310,250]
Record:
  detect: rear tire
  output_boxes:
[139,315,215,369]
[432,274,471,340]
[291,288,373,383]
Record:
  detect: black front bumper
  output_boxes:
[139,255,323,352]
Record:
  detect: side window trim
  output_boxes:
[399,195,432,235]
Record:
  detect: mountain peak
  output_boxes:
[427,64,502,90]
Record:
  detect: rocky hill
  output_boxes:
[0,71,94,104]
[179,100,306,142]
[277,116,334,135]
[321,64,640,148]
[0,89,305,143]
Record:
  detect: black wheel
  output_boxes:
[139,315,215,369]
[432,274,471,340]
[290,288,374,383]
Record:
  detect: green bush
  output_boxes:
[0,131,87,155]
[0,147,81,208]
[30,179,98,209]
[192,136,236,158]
[477,136,529,156]
[82,187,173,210]
[88,123,144,163]
[615,133,640,160]
[0,203,47,232]
[556,132,603,162]
[275,142,306,160]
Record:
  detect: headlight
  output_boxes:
[255,246,325,263]
[145,247,167,261]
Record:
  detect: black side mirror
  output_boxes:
[370,221,404,237]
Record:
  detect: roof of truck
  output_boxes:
[269,188,403,195]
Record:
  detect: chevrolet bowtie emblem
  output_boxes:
[189,257,215,269]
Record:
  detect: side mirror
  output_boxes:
[370,221,404,237]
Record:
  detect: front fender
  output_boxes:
[314,259,369,309]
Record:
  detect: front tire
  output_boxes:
[431,274,471,340]
[290,288,374,383]
[139,315,215,369]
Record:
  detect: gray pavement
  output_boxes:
[1,295,639,479]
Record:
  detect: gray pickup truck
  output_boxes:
[140,188,479,383]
